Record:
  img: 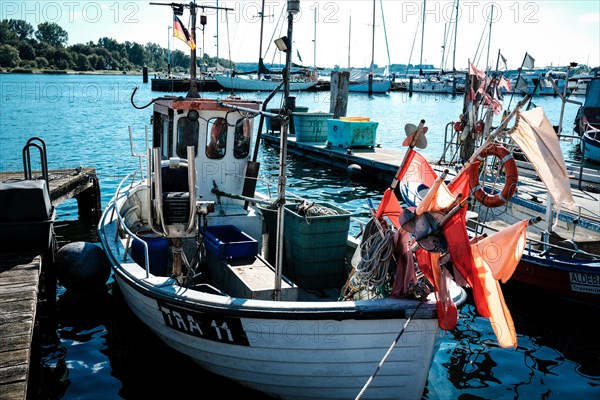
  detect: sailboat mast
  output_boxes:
[371,0,376,72]
[420,0,425,67]
[258,0,266,80]
[485,4,493,71]
[348,14,351,69]
[452,0,458,71]
[187,4,199,98]
[313,8,317,69]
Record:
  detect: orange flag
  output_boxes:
[469,220,529,348]
[415,175,457,215]
[473,219,528,283]
[415,248,458,330]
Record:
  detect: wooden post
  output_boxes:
[75,174,102,222]
[330,71,349,119]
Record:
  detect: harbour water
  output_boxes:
[1,74,598,399]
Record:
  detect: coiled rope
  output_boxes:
[343,218,396,299]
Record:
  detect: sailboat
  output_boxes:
[348,0,392,94]
[408,0,462,95]
[215,1,316,92]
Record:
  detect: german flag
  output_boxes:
[173,15,195,50]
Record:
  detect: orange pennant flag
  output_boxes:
[473,219,528,283]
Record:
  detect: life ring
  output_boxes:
[469,143,518,208]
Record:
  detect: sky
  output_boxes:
[2,0,599,70]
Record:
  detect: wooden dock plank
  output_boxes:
[0,253,42,400]
[0,168,101,220]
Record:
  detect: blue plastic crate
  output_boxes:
[204,225,258,259]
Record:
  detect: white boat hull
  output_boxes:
[114,270,440,400]
[348,80,391,93]
[581,129,600,163]
[99,184,465,400]
[215,75,317,91]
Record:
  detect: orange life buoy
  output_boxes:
[469,143,518,208]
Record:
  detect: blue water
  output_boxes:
[1,74,598,399]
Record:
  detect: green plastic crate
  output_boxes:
[283,202,351,289]
[327,119,378,148]
[293,112,333,142]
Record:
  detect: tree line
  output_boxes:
[0,19,233,73]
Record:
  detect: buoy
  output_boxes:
[347,164,362,178]
[56,241,111,292]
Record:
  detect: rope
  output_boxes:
[355,301,424,400]
[343,218,395,299]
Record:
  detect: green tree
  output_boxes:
[8,19,34,40]
[0,20,16,42]
[0,44,21,67]
[35,56,49,68]
[69,43,92,55]
[17,41,36,60]
[74,54,92,71]
[35,22,68,46]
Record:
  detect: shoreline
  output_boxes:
[0,69,146,76]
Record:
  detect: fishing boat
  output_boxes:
[574,77,600,163]
[96,3,539,399]
[580,128,600,163]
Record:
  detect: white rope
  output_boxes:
[350,218,395,294]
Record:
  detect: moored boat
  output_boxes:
[96,2,546,399]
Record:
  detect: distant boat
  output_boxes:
[404,0,462,95]
[151,75,222,92]
[346,1,392,94]
[216,2,317,92]
[215,72,316,92]
[575,77,600,162]
[569,67,600,96]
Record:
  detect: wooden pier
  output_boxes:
[261,133,600,224]
[0,167,100,399]
[0,252,42,400]
[0,167,102,220]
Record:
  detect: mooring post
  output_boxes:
[75,174,102,222]
[330,71,349,119]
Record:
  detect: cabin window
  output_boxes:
[233,118,251,159]
[152,112,172,159]
[176,115,199,158]
[206,117,227,159]
[161,115,171,159]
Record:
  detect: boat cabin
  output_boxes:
[147,96,263,239]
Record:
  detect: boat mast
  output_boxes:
[452,0,459,95]
[368,0,376,93]
[187,3,199,98]
[167,25,172,76]
[258,0,266,80]
[215,0,219,60]
[452,0,458,72]
[274,0,299,301]
[313,7,317,70]
[348,13,351,69]
[485,4,494,72]
[370,0,376,72]
[420,0,425,68]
